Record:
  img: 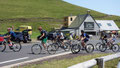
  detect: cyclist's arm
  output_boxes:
[4,35,11,38]
[81,37,86,41]
[56,35,59,39]
[79,35,85,40]
[40,33,45,39]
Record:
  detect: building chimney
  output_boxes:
[87,10,90,14]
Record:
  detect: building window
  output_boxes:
[84,22,94,30]
[107,23,112,26]
[64,17,68,21]
[70,17,73,21]
[98,23,102,26]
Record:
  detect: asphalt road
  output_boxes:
[0,38,120,67]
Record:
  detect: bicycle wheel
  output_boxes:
[95,42,101,50]
[12,42,22,52]
[65,42,71,50]
[85,44,94,53]
[47,44,56,54]
[99,44,107,52]
[0,42,6,52]
[31,44,42,55]
[55,42,60,50]
[112,44,119,52]
[71,44,81,54]
[63,42,70,51]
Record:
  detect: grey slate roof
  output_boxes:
[68,14,88,29]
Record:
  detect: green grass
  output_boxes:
[0,0,120,20]
[20,53,111,68]
[0,0,107,19]
[0,0,120,38]
[93,58,120,68]
[105,58,120,68]
[0,21,61,39]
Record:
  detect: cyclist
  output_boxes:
[56,31,65,48]
[69,33,74,45]
[100,31,108,44]
[37,26,48,50]
[108,32,116,45]
[4,28,16,48]
[69,33,73,40]
[79,30,89,48]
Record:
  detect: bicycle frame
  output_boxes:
[101,39,115,47]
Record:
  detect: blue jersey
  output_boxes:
[81,33,89,40]
[9,31,16,38]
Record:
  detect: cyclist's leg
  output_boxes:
[60,39,64,46]
[7,37,13,46]
[81,40,85,48]
[105,39,110,46]
[42,37,48,50]
[82,39,88,48]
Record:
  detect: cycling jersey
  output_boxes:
[8,31,16,41]
[81,33,89,43]
[60,32,64,39]
[9,31,16,38]
[40,30,47,39]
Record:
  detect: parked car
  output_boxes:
[47,31,56,40]
[15,25,32,43]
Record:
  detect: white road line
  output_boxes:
[0,57,29,65]
[1,52,71,68]
[57,50,67,53]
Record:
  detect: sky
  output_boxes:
[63,0,120,16]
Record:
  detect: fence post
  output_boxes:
[96,58,104,68]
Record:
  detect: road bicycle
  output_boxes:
[99,40,119,52]
[95,42,102,50]
[71,40,94,54]
[31,41,56,55]
[51,40,70,51]
[0,38,22,52]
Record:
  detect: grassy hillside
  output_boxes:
[0,0,120,38]
[0,0,107,19]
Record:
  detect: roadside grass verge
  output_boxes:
[105,58,120,68]
[20,53,111,68]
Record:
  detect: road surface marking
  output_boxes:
[57,50,67,53]
[0,57,29,65]
[1,52,71,68]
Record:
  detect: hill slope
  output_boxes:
[0,0,120,37]
[0,0,117,19]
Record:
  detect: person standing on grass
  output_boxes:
[37,26,48,50]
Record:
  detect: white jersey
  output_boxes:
[60,32,64,39]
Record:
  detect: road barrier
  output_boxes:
[68,52,120,68]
